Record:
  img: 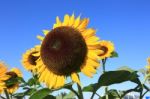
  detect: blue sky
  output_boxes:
[0,0,150,98]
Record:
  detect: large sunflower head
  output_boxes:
[1,68,22,94]
[98,40,115,59]
[22,46,40,72]
[35,14,102,89]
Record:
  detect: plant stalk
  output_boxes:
[77,83,83,99]
[102,58,108,99]
[4,89,10,99]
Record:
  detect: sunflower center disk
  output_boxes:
[99,46,108,56]
[41,26,87,75]
[28,52,39,65]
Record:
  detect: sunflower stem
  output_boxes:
[102,58,109,99]
[77,83,83,99]
[4,89,10,99]
[90,58,108,99]
[69,86,80,99]
[0,95,5,99]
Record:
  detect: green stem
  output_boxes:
[90,90,96,99]
[102,58,106,73]
[102,58,108,99]
[120,85,139,98]
[69,86,80,99]
[139,89,143,99]
[142,90,148,98]
[90,58,107,99]
[96,92,100,97]
[4,89,10,99]
[0,95,5,99]
[77,83,83,99]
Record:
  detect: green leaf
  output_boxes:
[117,66,134,72]
[98,70,140,87]
[29,88,51,99]
[5,78,19,87]
[25,88,37,95]
[110,51,118,58]
[27,78,36,86]
[44,95,56,99]
[82,83,98,92]
[63,82,73,89]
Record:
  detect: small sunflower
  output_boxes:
[146,57,150,73]
[0,68,22,94]
[0,62,8,93]
[98,40,115,59]
[22,46,40,72]
[34,14,102,89]
[0,62,8,76]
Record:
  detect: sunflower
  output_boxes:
[22,46,40,72]
[98,40,115,59]
[34,14,102,89]
[0,62,8,93]
[0,68,22,94]
[146,57,150,73]
[0,62,8,75]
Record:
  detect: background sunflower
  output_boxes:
[0,68,22,94]
[98,40,115,59]
[22,47,40,72]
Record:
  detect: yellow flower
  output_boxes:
[98,40,115,59]
[35,14,102,89]
[0,62,8,76]
[146,57,150,73]
[22,46,40,72]
[0,62,8,93]
[0,68,22,94]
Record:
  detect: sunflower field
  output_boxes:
[0,14,150,99]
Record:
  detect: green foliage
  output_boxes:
[82,83,98,92]
[29,88,52,99]
[98,70,140,86]
[110,51,118,58]
[13,88,37,99]
[44,95,56,99]
[5,77,23,87]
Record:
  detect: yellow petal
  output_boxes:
[56,16,62,26]
[49,73,57,88]
[86,58,100,68]
[37,35,44,41]
[82,28,96,38]
[86,36,100,43]
[71,73,81,85]
[43,30,49,35]
[62,14,70,26]
[32,52,40,57]
[54,76,65,88]
[81,67,93,78]
[69,14,75,26]
[39,70,47,82]
[77,18,89,31]
[74,16,81,28]
[87,51,100,61]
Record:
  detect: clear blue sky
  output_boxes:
[0,0,150,98]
